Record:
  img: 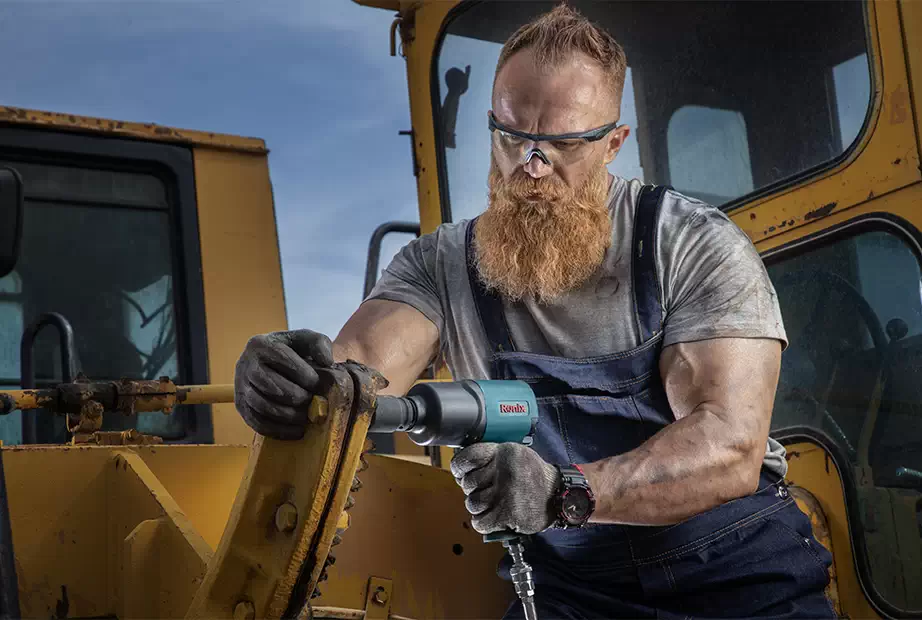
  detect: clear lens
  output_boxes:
[492,131,593,166]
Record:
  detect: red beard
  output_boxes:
[474,158,612,302]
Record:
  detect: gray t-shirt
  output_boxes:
[368,176,789,476]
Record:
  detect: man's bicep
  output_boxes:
[661,208,787,349]
[333,299,440,396]
[659,338,781,434]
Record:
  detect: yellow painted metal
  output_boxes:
[785,443,879,619]
[363,577,393,620]
[898,0,922,162]
[1,444,245,618]
[4,446,111,618]
[120,518,165,619]
[0,106,267,153]
[185,366,382,619]
[137,445,249,551]
[109,451,212,619]
[193,147,289,445]
[401,2,457,234]
[312,453,510,618]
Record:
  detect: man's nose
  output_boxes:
[523,148,553,179]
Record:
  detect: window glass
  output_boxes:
[0,161,182,443]
[768,228,922,612]
[667,106,753,205]
[833,54,872,152]
[436,0,871,218]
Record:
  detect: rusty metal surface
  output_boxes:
[0,106,267,153]
[73,430,165,446]
[785,444,879,619]
[790,485,842,618]
[185,363,372,619]
[0,379,237,445]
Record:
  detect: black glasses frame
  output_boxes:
[488,111,620,143]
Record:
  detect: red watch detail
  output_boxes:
[555,465,595,528]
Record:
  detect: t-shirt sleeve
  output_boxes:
[365,229,445,335]
[658,194,788,349]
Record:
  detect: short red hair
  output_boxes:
[495,4,628,108]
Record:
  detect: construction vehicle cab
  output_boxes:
[0,0,918,618]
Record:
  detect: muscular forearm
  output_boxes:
[332,300,440,397]
[580,406,765,526]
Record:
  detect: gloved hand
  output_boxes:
[235,329,334,440]
[450,443,561,535]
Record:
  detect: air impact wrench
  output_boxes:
[369,380,541,620]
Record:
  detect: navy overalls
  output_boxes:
[465,186,836,619]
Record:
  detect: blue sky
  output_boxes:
[0,0,418,339]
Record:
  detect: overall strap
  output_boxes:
[465,218,516,353]
[632,185,670,342]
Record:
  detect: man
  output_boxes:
[235,5,835,618]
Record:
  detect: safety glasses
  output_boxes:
[488,111,620,166]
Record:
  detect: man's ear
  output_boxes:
[603,125,631,165]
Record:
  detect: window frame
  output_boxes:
[0,126,213,444]
[429,0,876,222]
[765,211,922,619]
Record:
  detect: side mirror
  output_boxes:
[0,167,24,279]
[363,221,420,299]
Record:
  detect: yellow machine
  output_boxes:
[0,0,919,618]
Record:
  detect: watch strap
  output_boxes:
[554,464,595,528]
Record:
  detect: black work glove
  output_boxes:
[234,329,334,440]
[450,443,561,535]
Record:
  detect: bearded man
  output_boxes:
[234,5,836,618]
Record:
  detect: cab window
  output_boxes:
[434,0,871,221]
[768,223,922,613]
[0,130,210,445]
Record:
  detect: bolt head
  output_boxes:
[373,587,389,605]
[275,502,298,532]
[233,601,255,620]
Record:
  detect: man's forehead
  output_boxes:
[493,49,616,131]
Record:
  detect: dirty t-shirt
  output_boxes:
[367,176,789,477]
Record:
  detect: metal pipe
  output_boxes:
[20,313,77,444]
[177,384,235,406]
[0,382,236,416]
[363,221,420,299]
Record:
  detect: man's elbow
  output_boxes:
[728,434,765,497]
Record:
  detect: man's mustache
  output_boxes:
[496,172,570,203]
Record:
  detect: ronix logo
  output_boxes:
[498,401,529,416]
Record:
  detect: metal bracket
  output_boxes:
[363,577,392,620]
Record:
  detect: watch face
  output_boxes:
[562,487,591,522]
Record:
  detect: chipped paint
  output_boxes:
[889,85,909,125]
[804,201,837,221]
[0,106,267,154]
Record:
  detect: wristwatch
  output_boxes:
[554,464,595,528]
